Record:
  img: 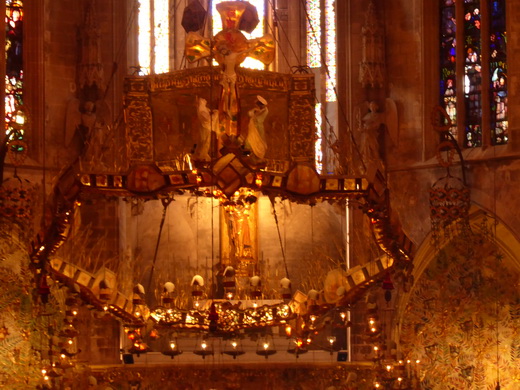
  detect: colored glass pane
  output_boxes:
[5,0,24,143]
[315,103,322,173]
[306,0,321,68]
[440,1,457,137]
[489,0,507,145]
[154,0,169,74]
[463,0,482,147]
[212,0,265,70]
[325,0,336,102]
[137,0,151,74]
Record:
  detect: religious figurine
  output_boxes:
[361,101,384,166]
[244,95,268,162]
[357,98,399,173]
[194,96,218,161]
[64,1,111,166]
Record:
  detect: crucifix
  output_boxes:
[185,1,274,143]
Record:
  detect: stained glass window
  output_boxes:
[489,0,507,145]
[439,0,507,147]
[315,103,323,173]
[306,0,321,68]
[440,0,457,137]
[137,0,169,75]
[463,0,482,147]
[5,0,24,143]
[211,0,266,70]
[325,0,336,102]
[306,0,337,173]
[154,0,169,74]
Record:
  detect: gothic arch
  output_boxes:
[395,204,520,388]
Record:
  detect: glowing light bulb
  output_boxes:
[226,292,233,299]
[44,375,49,381]
[398,377,403,382]
[170,342,176,350]
[61,354,66,359]
[231,341,238,349]
[201,342,207,350]
[373,346,379,351]
[386,365,392,371]
[310,315,316,322]
[103,305,108,311]
[68,339,73,345]
[263,342,269,350]
[416,359,421,364]
[41,369,47,375]
[15,113,24,124]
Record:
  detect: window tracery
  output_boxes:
[5,0,24,144]
[440,0,507,147]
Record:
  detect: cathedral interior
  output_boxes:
[1,0,519,389]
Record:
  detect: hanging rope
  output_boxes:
[265,0,301,71]
[298,0,367,173]
[270,197,289,280]
[146,198,173,296]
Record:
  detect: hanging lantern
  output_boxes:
[429,173,470,245]
[382,272,394,303]
[327,335,337,355]
[287,338,308,358]
[193,336,214,359]
[99,279,111,301]
[181,0,207,33]
[256,334,277,359]
[223,338,245,359]
[128,340,150,357]
[162,336,182,359]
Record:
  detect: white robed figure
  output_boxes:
[245,95,268,159]
[195,97,218,161]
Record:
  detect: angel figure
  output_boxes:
[358,98,398,172]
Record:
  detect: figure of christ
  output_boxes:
[215,42,254,139]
